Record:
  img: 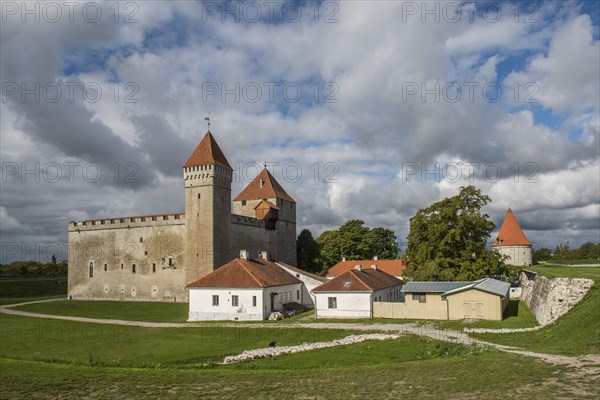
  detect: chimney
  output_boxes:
[260,250,269,260]
[373,256,378,260]
[371,264,377,270]
[354,264,362,271]
[240,250,248,260]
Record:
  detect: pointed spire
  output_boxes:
[234,168,295,203]
[492,209,531,247]
[183,131,232,170]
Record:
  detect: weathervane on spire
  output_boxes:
[204,113,211,131]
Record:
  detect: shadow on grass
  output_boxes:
[502,300,520,319]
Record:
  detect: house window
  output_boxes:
[232,295,239,307]
[241,200,246,206]
[252,296,257,307]
[297,290,300,300]
[328,297,337,309]
[152,263,156,273]
[412,293,426,303]
[88,262,93,278]
[212,295,219,306]
[132,264,136,273]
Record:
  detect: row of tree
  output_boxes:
[297,186,542,282]
[533,242,600,262]
[0,259,68,276]
[297,220,400,273]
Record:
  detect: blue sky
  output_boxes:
[1,0,599,263]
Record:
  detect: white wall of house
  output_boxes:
[314,292,372,318]
[314,284,402,318]
[277,263,323,308]
[188,283,303,321]
[188,287,264,321]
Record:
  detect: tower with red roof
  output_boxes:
[492,209,533,266]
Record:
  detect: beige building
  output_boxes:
[400,278,510,320]
[68,131,297,302]
[492,209,533,266]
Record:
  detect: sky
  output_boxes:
[1,0,599,263]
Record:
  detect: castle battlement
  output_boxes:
[231,214,265,228]
[69,213,185,231]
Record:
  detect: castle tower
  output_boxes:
[232,168,297,265]
[492,208,532,266]
[183,131,233,283]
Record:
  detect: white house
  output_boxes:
[275,261,327,308]
[186,252,303,321]
[312,265,404,318]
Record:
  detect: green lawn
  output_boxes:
[0,295,65,306]
[14,300,190,323]
[0,277,67,298]
[542,259,600,265]
[1,343,596,399]
[524,265,600,281]
[0,313,356,367]
[475,282,600,355]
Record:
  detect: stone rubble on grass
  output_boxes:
[221,333,400,364]
[464,326,543,334]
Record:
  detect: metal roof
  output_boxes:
[401,281,471,293]
[401,278,510,298]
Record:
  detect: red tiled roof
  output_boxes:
[183,131,232,170]
[325,259,406,278]
[186,257,302,288]
[234,169,295,203]
[492,209,532,247]
[313,268,402,292]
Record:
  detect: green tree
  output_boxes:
[316,220,399,270]
[573,242,600,260]
[296,229,321,273]
[532,247,552,263]
[403,185,509,281]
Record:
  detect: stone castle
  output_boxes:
[68,132,297,302]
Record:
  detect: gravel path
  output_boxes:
[2,298,598,369]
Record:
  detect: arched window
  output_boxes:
[89,262,94,278]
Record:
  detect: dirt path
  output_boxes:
[2,299,599,371]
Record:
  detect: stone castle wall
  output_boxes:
[68,214,187,302]
[520,270,594,325]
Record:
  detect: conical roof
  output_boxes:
[183,131,232,170]
[492,209,532,247]
[234,169,295,203]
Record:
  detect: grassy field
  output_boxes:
[14,300,189,323]
[0,277,67,298]
[1,340,596,399]
[0,295,65,306]
[525,265,600,280]
[542,259,600,265]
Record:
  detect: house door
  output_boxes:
[463,301,484,319]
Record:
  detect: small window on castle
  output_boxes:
[89,262,94,278]
[140,237,143,243]
[121,263,123,269]
[168,257,173,267]
[144,251,148,256]
[132,264,136,273]
[241,200,246,206]
[212,295,219,306]
[152,263,156,273]
[198,193,201,199]
[104,263,107,271]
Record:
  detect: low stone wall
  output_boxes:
[520,270,594,326]
[222,333,400,364]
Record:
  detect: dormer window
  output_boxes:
[259,179,264,188]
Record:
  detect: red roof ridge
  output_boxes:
[184,131,232,170]
[233,168,295,203]
[349,269,373,290]
[238,258,265,287]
